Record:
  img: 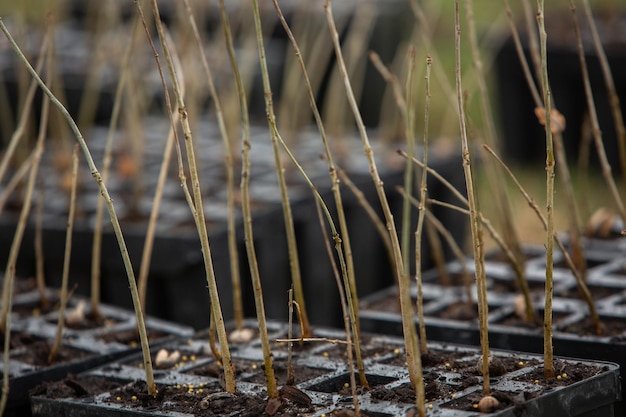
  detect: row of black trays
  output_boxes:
[359,239,626,414]
[0,118,467,329]
[28,319,621,416]
[0,0,412,139]
[1,285,194,416]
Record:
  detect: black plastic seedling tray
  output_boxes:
[2,289,193,416]
[360,243,626,415]
[29,320,621,416]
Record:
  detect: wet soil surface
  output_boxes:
[1,332,93,366]
[32,342,598,417]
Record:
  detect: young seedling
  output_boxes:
[218,0,279,397]
[454,0,490,395]
[483,145,601,334]
[580,0,626,196]
[145,0,235,394]
[510,0,588,286]
[370,48,432,354]
[92,18,140,320]
[0,16,158,397]
[464,0,528,289]
[325,1,425,415]
[415,53,430,355]
[250,0,311,348]
[0,39,49,412]
[567,1,626,224]
[397,185,473,309]
[34,182,47,309]
[48,146,79,364]
[536,0,556,379]
[181,0,244,331]
[272,3,376,392]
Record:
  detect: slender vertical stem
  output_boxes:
[465,0,528,303]
[34,183,47,308]
[182,0,243,329]
[506,0,587,286]
[0,34,49,324]
[483,144,600,333]
[313,196,360,415]
[581,0,626,198]
[536,0,555,379]
[325,2,424,415]
[567,1,626,224]
[93,18,140,318]
[148,0,235,393]
[271,2,366,384]
[454,0,489,395]
[218,0,251,342]
[415,54,430,355]
[0,16,157,397]
[34,25,54,309]
[0,28,50,413]
[250,0,309,349]
[49,145,79,364]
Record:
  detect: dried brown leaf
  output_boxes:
[534,107,566,134]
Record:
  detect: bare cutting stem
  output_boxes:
[536,0,555,379]
[567,1,626,224]
[483,145,601,334]
[148,0,235,393]
[93,18,140,318]
[464,0,526,280]
[271,0,367,389]
[505,0,587,285]
[49,146,79,364]
[580,0,626,199]
[415,53,430,354]
[454,0,489,394]
[0,16,158,397]
[325,1,424,415]
[182,0,243,330]
[0,30,49,411]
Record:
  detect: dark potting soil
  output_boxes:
[106,379,316,417]
[191,359,330,386]
[555,284,618,300]
[10,338,93,366]
[493,310,572,330]
[57,312,120,330]
[563,316,626,337]
[96,328,170,346]
[30,374,123,399]
[315,336,402,361]
[434,300,478,321]
[0,332,42,351]
[439,359,602,413]
[30,331,619,417]
[9,288,61,318]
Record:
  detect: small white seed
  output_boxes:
[65,300,87,325]
[155,349,169,366]
[155,349,181,368]
[513,294,527,320]
[228,328,255,343]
